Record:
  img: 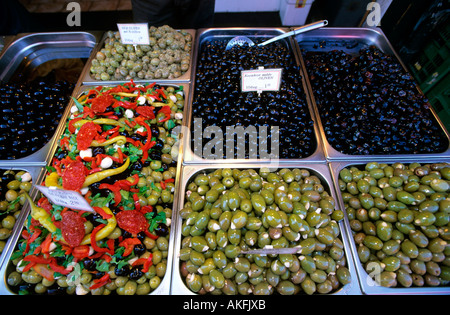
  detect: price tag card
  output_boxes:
[241,68,283,93]
[117,23,150,46]
[35,185,96,213]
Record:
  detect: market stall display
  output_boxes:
[0,25,448,296]
[4,82,185,295]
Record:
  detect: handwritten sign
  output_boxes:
[117,23,150,46]
[241,68,283,94]
[35,185,95,213]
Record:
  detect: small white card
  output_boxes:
[117,23,150,46]
[35,185,96,213]
[241,68,283,93]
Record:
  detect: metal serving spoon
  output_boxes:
[225,20,328,51]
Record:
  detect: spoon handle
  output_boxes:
[258,20,328,47]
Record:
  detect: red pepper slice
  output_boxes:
[93,207,113,220]
[119,238,141,257]
[72,245,91,259]
[132,253,153,273]
[145,230,159,240]
[136,106,156,119]
[90,274,110,290]
[90,224,108,253]
[48,258,71,275]
[23,255,52,265]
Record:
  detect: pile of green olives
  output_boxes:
[339,162,450,288]
[90,25,192,81]
[179,168,352,295]
[0,170,32,256]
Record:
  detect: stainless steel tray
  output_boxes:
[182,28,326,165]
[171,163,362,295]
[329,158,450,295]
[294,27,450,161]
[0,81,190,295]
[0,32,100,167]
[0,32,100,83]
[0,166,44,271]
[81,29,196,85]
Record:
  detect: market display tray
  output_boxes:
[80,29,196,85]
[293,27,450,161]
[171,163,361,295]
[0,32,100,167]
[329,158,450,295]
[182,28,326,165]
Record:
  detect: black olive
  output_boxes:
[155,223,169,237]
[133,243,146,256]
[83,258,98,271]
[115,264,131,277]
[129,267,144,280]
[46,285,66,295]
[92,146,106,156]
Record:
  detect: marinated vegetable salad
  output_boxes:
[8,81,185,295]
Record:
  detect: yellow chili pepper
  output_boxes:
[111,92,139,98]
[77,94,89,105]
[24,193,58,233]
[72,119,132,131]
[82,158,130,188]
[91,136,127,147]
[45,172,62,189]
[80,206,117,245]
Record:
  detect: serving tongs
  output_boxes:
[225,20,328,50]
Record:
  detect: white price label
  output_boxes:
[35,185,96,213]
[117,23,150,46]
[241,68,283,93]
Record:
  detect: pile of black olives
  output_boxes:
[191,39,316,159]
[0,80,74,160]
[303,46,448,155]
